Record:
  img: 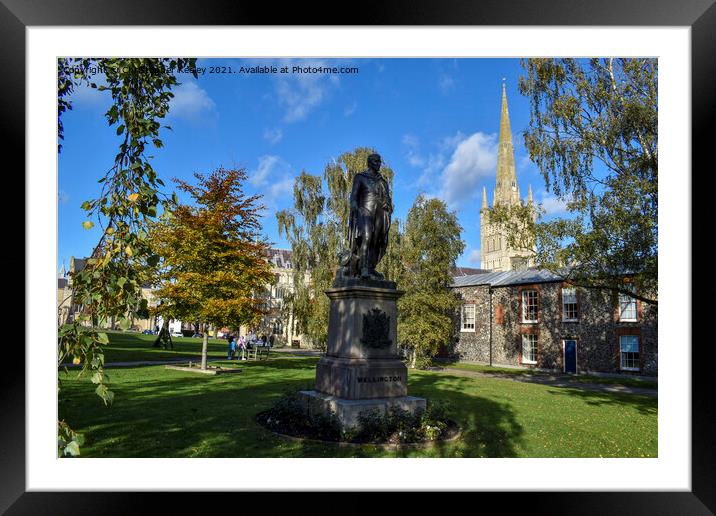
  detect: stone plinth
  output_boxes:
[315,356,407,399]
[300,390,427,431]
[304,280,426,430]
[324,283,402,359]
[315,282,406,399]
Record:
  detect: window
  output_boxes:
[461,304,476,332]
[521,290,538,322]
[522,334,537,364]
[619,291,637,321]
[562,287,578,321]
[620,335,640,371]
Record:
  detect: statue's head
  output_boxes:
[367,153,382,172]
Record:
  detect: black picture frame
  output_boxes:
[4,0,709,513]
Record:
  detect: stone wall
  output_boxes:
[452,281,658,376]
[451,285,491,362]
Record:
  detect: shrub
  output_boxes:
[260,391,454,444]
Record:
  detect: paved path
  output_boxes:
[59,349,323,368]
[59,357,227,368]
[60,351,655,398]
[271,348,324,357]
[426,367,657,397]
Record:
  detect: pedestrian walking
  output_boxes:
[237,334,246,360]
[227,333,236,360]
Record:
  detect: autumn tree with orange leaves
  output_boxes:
[151,167,273,370]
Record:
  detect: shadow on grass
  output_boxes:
[544,386,657,416]
[59,360,525,458]
[403,374,524,458]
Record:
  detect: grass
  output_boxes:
[59,356,657,458]
[439,361,658,390]
[72,331,296,364]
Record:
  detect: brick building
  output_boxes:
[450,270,657,376]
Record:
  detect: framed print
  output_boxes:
[4,0,711,512]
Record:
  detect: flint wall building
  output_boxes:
[450,270,657,376]
[449,85,657,377]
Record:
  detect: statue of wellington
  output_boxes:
[342,153,392,281]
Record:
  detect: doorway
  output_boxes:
[563,339,577,374]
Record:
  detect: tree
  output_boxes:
[398,195,465,368]
[276,147,396,350]
[57,58,197,456]
[150,168,274,370]
[492,58,657,305]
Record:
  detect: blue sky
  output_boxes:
[58,58,569,271]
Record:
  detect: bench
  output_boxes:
[246,346,271,360]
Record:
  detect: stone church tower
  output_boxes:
[480,83,536,271]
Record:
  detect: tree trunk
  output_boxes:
[201,324,209,370]
[410,348,417,369]
[153,319,169,348]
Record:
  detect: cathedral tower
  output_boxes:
[480,82,536,271]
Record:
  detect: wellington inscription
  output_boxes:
[357,375,402,383]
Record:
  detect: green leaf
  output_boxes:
[91,371,103,384]
[96,332,109,344]
[63,441,80,457]
[118,317,131,331]
[95,384,108,400]
[116,124,125,135]
[82,221,94,230]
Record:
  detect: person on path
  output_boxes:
[227,333,236,360]
[237,335,246,360]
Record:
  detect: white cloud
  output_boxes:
[438,132,497,206]
[274,59,340,123]
[169,81,216,120]
[402,134,426,168]
[267,177,294,202]
[440,131,466,150]
[263,127,283,145]
[344,101,357,117]
[468,249,481,265]
[249,156,294,210]
[402,134,450,187]
[539,194,570,215]
[250,155,290,187]
[439,74,456,94]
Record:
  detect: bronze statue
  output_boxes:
[340,153,392,281]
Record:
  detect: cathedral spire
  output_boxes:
[494,81,519,206]
[481,186,488,210]
[527,184,533,204]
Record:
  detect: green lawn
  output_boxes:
[439,361,658,390]
[74,331,244,363]
[59,356,657,458]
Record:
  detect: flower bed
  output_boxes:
[256,391,460,445]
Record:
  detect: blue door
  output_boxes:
[564,340,577,374]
